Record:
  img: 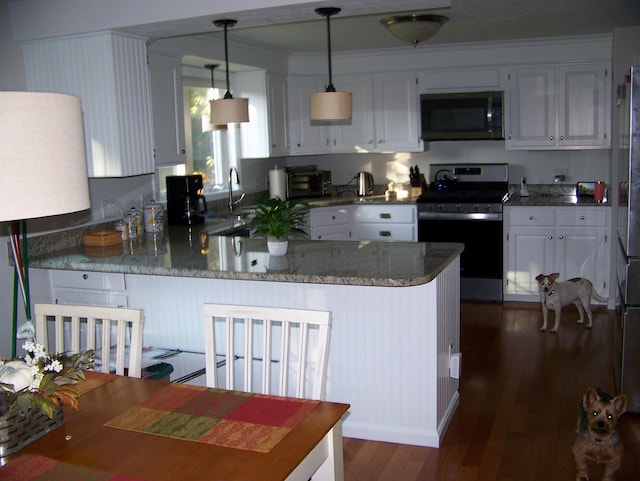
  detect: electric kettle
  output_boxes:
[357,171,375,196]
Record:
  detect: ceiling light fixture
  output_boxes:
[310,7,352,121]
[203,64,228,132]
[380,14,448,47]
[210,19,249,124]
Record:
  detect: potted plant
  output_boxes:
[248,194,309,256]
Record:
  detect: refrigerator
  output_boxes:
[615,65,640,412]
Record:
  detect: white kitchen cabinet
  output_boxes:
[354,204,417,242]
[288,72,421,155]
[236,71,289,158]
[309,205,353,240]
[504,206,610,302]
[23,32,155,177]
[506,63,610,149]
[148,52,186,166]
[49,270,128,307]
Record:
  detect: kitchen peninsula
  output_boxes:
[27,224,463,448]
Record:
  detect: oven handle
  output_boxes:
[418,212,502,221]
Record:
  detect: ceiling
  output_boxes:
[127,0,640,55]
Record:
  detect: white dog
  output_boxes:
[535,273,608,333]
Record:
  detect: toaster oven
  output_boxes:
[285,167,332,199]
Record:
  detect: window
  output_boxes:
[156,77,242,197]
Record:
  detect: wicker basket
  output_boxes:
[0,405,64,457]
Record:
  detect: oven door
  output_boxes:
[418,212,503,301]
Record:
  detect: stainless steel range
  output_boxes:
[417,163,509,302]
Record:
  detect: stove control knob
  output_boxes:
[438,204,445,212]
[455,204,463,212]
[473,204,480,212]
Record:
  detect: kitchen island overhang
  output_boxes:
[28,229,463,447]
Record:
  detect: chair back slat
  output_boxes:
[34,303,144,378]
[203,304,331,400]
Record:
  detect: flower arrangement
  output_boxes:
[0,342,94,419]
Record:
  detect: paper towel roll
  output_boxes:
[269,168,287,199]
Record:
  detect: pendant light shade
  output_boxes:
[210,19,249,124]
[310,7,352,121]
[380,14,448,47]
[203,64,228,132]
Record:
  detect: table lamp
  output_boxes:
[0,91,91,357]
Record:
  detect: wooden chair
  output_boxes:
[34,303,144,378]
[203,303,332,400]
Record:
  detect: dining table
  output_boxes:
[0,373,350,481]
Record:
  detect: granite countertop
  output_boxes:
[504,184,610,207]
[27,222,463,287]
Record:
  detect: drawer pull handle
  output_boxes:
[379,213,391,219]
[379,231,391,237]
[82,274,89,280]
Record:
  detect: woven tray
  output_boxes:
[0,406,64,457]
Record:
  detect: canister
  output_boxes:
[144,201,165,232]
[128,207,144,234]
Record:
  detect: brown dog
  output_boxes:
[536,273,608,332]
[572,387,627,481]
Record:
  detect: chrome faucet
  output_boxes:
[228,167,246,214]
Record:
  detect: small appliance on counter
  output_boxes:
[166,175,207,225]
[285,166,332,199]
[357,171,374,196]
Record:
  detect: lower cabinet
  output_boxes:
[308,205,353,240]
[504,206,609,302]
[49,270,128,307]
[354,205,417,242]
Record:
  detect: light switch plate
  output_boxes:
[450,352,462,379]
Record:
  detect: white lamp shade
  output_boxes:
[310,91,352,121]
[202,112,228,132]
[0,91,90,222]
[210,98,249,124]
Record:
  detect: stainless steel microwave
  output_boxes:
[420,91,504,141]
[285,167,332,199]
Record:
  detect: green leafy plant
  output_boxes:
[0,342,94,419]
[248,194,309,241]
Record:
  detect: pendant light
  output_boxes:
[310,7,352,121]
[203,64,228,132]
[210,19,249,124]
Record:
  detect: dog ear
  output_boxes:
[583,387,599,408]
[550,273,560,282]
[535,274,545,283]
[612,394,628,416]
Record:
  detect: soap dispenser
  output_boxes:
[520,177,529,197]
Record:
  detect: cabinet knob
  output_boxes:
[331,215,336,220]
[82,274,89,280]
[378,139,385,144]
[529,216,534,220]
[368,140,375,144]
[559,235,565,240]
[549,136,554,141]
[180,149,186,154]
[548,235,553,240]
[580,215,585,220]
[559,136,564,141]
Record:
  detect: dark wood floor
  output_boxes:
[342,302,640,481]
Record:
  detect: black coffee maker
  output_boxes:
[166,175,207,225]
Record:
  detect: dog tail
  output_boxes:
[590,283,608,303]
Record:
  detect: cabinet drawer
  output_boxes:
[507,208,554,226]
[355,205,416,224]
[53,288,128,308]
[309,206,352,226]
[356,224,415,241]
[555,208,608,227]
[50,270,126,291]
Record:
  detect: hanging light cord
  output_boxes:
[222,22,233,99]
[324,12,336,93]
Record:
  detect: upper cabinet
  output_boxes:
[148,52,186,166]
[288,72,422,155]
[23,32,155,177]
[235,70,289,158]
[506,63,611,150]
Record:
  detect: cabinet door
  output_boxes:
[268,73,289,156]
[557,64,609,148]
[505,226,554,298]
[148,53,186,166]
[506,67,555,148]
[309,206,352,240]
[287,78,330,155]
[555,227,608,297]
[373,73,422,152]
[332,75,375,152]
